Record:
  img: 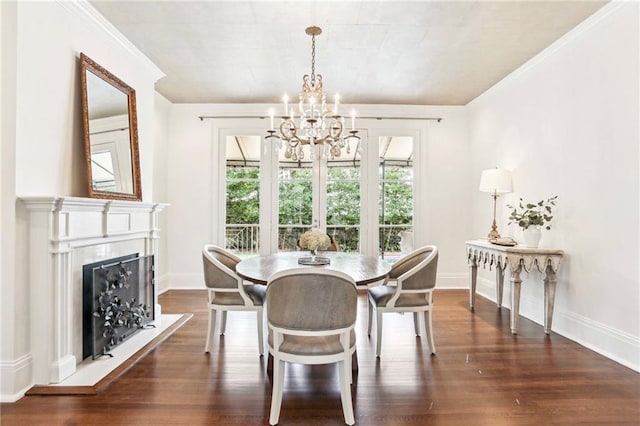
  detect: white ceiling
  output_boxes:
[90,1,607,106]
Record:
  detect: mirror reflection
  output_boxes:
[80,53,141,201]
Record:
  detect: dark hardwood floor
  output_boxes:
[2,289,639,425]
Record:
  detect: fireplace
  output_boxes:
[20,197,167,385]
[83,254,155,360]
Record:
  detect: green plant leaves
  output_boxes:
[507,196,558,230]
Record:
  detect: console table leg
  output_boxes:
[496,265,505,309]
[469,259,478,311]
[510,265,522,334]
[544,266,557,334]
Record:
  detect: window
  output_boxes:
[378,136,414,260]
[219,123,421,259]
[225,136,261,255]
[278,157,312,251]
[326,154,361,253]
[278,144,362,253]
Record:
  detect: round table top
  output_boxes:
[236,251,391,286]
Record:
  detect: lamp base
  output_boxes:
[487,229,501,239]
[487,219,501,239]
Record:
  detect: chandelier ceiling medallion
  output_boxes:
[267,26,359,160]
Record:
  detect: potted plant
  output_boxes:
[507,196,558,247]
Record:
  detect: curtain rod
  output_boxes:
[198,115,442,122]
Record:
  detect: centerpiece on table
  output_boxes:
[507,195,557,247]
[298,228,332,265]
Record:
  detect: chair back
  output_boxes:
[326,236,340,251]
[266,268,357,332]
[390,245,438,291]
[202,245,242,290]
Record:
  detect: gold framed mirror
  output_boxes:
[80,53,142,201]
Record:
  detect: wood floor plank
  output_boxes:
[1,289,638,425]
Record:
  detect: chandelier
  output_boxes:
[267,26,359,160]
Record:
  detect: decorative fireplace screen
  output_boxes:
[82,254,155,360]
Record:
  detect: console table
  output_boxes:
[465,240,564,334]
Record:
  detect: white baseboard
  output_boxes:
[435,273,467,289]
[165,273,206,290]
[476,277,640,372]
[155,273,171,295]
[555,311,640,372]
[0,353,33,403]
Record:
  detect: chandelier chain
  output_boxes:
[310,34,316,87]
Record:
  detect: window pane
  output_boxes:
[327,153,361,253]
[278,154,313,252]
[378,136,414,260]
[278,181,312,225]
[378,181,413,224]
[226,136,261,256]
[327,181,360,225]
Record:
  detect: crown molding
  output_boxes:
[57,0,165,82]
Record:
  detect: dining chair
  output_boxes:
[367,245,439,357]
[202,245,265,355]
[266,268,357,425]
[327,235,340,251]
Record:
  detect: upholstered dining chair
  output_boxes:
[326,235,340,251]
[367,245,439,357]
[266,268,357,425]
[202,245,265,355]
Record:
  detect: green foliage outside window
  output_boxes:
[226,167,259,224]
[226,163,413,255]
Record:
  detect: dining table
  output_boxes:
[236,250,391,287]
[236,250,392,375]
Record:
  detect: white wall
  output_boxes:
[1,1,164,401]
[467,2,639,370]
[153,93,172,293]
[14,1,162,198]
[0,0,24,400]
[165,104,470,290]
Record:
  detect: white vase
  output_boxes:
[523,227,542,248]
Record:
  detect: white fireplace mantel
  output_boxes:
[20,196,168,385]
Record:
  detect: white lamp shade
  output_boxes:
[479,168,512,193]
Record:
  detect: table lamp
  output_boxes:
[479,168,512,239]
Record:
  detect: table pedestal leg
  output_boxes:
[544,266,557,334]
[469,257,478,311]
[496,265,505,308]
[510,265,522,334]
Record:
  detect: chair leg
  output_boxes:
[256,308,264,356]
[376,311,383,357]
[220,311,227,335]
[425,309,436,355]
[269,359,285,425]
[413,312,421,336]
[367,300,373,337]
[204,307,216,353]
[338,359,355,425]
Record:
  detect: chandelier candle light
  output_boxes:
[266,26,359,160]
[479,168,513,239]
